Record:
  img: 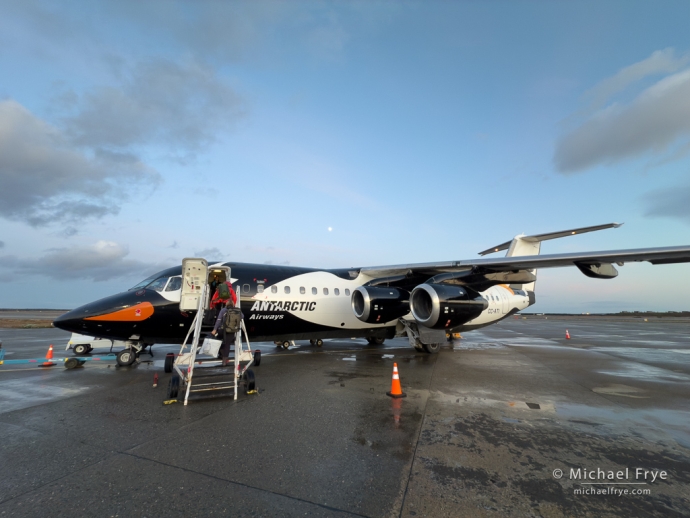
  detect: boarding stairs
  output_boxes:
[167,261,256,405]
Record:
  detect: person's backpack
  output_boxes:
[223,307,242,333]
[217,282,230,300]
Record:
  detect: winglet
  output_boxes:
[478,223,623,256]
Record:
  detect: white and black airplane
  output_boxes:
[53,223,690,358]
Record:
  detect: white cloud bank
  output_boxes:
[0,100,159,226]
[0,240,165,281]
[555,66,690,173]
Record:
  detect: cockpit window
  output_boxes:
[147,277,169,292]
[129,266,182,291]
[165,276,182,291]
[130,273,163,291]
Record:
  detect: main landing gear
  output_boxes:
[398,320,442,354]
[309,339,324,347]
[366,337,385,346]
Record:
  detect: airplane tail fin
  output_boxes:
[478,223,622,292]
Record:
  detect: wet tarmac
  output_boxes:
[0,317,689,517]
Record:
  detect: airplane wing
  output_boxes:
[360,245,690,281]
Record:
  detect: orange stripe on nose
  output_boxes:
[85,302,154,322]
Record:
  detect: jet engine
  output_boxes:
[351,286,409,324]
[410,283,487,329]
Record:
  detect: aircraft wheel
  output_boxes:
[168,375,180,399]
[282,341,291,349]
[164,353,174,373]
[254,350,261,366]
[116,349,137,366]
[274,341,283,348]
[73,343,90,355]
[422,342,441,354]
[244,369,256,394]
[316,339,323,347]
[309,339,316,345]
[366,337,385,346]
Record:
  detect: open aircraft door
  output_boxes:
[500,287,511,315]
[180,258,208,312]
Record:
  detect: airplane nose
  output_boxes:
[52,291,140,334]
[53,308,88,333]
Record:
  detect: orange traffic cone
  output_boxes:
[386,363,407,398]
[565,330,571,339]
[42,344,56,367]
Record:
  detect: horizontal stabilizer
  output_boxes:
[478,223,622,256]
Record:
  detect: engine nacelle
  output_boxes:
[351,286,409,324]
[410,283,486,329]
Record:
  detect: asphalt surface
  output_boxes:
[0,317,689,517]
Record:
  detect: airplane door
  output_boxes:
[500,288,510,314]
[180,258,208,311]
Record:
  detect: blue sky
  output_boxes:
[0,1,689,312]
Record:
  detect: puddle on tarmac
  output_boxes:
[343,356,357,362]
[453,342,505,351]
[555,402,690,448]
[0,379,93,414]
[590,346,690,365]
[596,361,690,382]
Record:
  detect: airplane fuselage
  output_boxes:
[53,262,533,345]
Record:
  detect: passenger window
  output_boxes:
[257,285,264,293]
[300,287,305,294]
[165,276,182,291]
[243,284,250,294]
[345,289,350,296]
[334,288,340,296]
[323,288,329,295]
[284,286,291,294]
[312,287,317,295]
[271,286,277,294]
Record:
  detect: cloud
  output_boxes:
[62,58,243,156]
[0,100,160,226]
[644,183,690,224]
[555,68,690,173]
[0,241,4,248]
[0,240,166,281]
[168,241,179,249]
[194,247,224,260]
[582,48,690,111]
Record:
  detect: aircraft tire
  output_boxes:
[73,344,90,355]
[244,369,256,394]
[116,349,137,366]
[282,341,290,349]
[309,339,316,345]
[316,339,323,347]
[422,342,441,354]
[274,341,283,348]
[168,375,180,399]
[254,350,261,366]
[164,353,174,373]
[366,337,385,346]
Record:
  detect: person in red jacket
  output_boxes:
[210,281,237,309]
